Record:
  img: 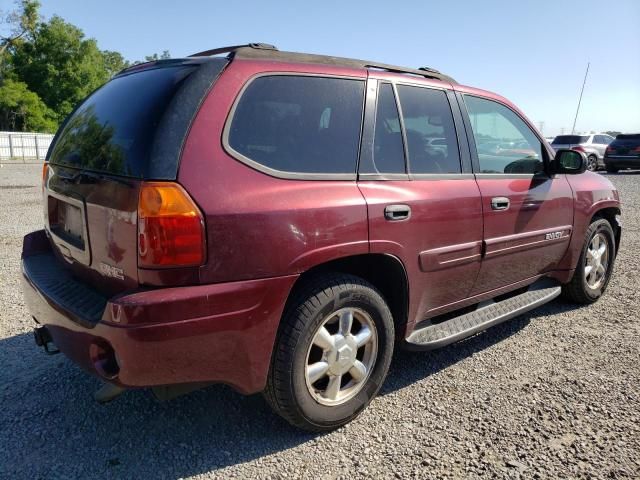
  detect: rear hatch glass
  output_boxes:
[48,65,198,179]
[552,135,589,144]
[608,134,640,155]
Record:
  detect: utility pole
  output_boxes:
[571,62,590,134]
[537,121,545,135]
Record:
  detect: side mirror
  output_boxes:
[553,149,587,174]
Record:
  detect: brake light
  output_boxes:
[42,163,48,191]
[606,146,615,154]
[571,145,585,153]
[137,182,205,267]
[634,146,640,153]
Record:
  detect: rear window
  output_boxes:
[48,65,198,178]
[616,134,640,140]
[227,75,365,176]
[552,135,589,144]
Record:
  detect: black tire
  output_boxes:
[263,273,394,432]
[562,218,616,304]
[605,163,618,173]
[587,155,598,172]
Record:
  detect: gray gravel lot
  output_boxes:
[0,164,638,479]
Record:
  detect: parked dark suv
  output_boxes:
[22,44,621,431]
[604,134,640,172]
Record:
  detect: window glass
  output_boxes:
[228,76,365,174]
[552,135,589,145]
[396,85,461,174]
[371,83,405,173]
[49,66,197,178]
[464,96,544,174]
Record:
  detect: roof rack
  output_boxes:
[189,43,277,58]
[187,43,456,83]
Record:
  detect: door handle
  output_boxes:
[490,197,510,211]
[384,204,411,221]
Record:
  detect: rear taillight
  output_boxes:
[633,146,640,153]
[571,145,586,153]
[137,182,205,268]
[42,163,48,192]
[606,146,616,154]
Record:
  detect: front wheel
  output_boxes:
[587,155,598,171]
[264,274,394,432]
[562,218,616,304]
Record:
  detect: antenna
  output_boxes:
[571,62,590,134]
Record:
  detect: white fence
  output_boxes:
[0,131,54,162]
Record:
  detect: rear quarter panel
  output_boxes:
[178,59,370,284]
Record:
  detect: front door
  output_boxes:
[459,93,574,295]
[357,76,483,324]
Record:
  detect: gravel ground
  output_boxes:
[1,164,638,479]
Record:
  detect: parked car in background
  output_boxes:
[551,134,614,171]
[22,43,622,432]
[604,134,640,172]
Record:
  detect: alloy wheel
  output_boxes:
[304,307,378,406]
[585,232,609,290]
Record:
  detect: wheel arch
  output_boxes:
[591,206,621,254]
[282,253,410,339]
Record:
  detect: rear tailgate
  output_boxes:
[43,58,228,296]
[45,166,140,295]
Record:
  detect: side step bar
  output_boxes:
[405,281,561,351]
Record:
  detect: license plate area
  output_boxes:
[49,198,84,249]
[46,190,91,265]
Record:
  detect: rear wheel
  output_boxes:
[264,274,394,432]
[562,218,616,304]
[587,155,598,171]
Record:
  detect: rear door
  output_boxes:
[357,75,483,323]
[458,93,574,294]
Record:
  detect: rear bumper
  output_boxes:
[604,156,640,168]
[21,230,297,394]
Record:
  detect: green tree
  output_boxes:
[144,50,171,62]
[11,15,111,122]
[1,1,174,133]
[102,49,130,77]
[0,78,57,132]
[0,0,40,57]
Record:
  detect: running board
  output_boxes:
[405,281,561,351]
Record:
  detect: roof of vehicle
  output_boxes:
[188,43,457,84]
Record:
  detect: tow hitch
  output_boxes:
[33,326,59,355]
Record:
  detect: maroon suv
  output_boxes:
[22,44,621,431]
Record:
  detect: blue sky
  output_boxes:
[12,0,640,135]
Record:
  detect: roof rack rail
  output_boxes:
[231,47,456,83]
[189,43,277,58]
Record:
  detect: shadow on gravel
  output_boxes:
[0,300,586,479]
[382,298,583,395]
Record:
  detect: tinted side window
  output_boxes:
[228,76,365,175]
[464,95,543,174]
[371,83,405,173]
[396,85,461,174]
